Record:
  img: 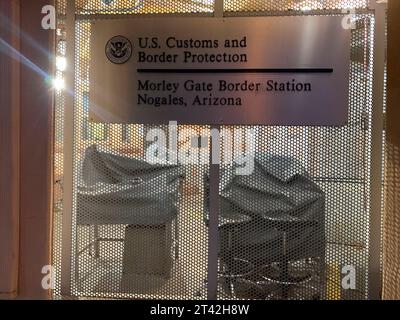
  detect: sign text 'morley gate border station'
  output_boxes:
[90,16,351,126]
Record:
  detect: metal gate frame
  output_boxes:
[60,0,387,300]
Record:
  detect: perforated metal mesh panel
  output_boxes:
[224,0,370,12]
[53,0,67,297]
[76,0,214,14]
[217,14,375,297]
[53,0,382,300]
[57,0,214,300]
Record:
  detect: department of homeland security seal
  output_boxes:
[105,36,132,64]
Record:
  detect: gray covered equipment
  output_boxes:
[76,145,184,226]
[206,153,325,264]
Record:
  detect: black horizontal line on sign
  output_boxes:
[137,68,334,74]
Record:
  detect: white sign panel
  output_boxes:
[90,16,351,125]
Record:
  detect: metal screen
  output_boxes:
[224,0,369,12]
[53,0,67,298]
[53,0,385,300]
[217,14,374,298]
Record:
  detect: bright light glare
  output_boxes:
[56,56,67,71]
[52,76,65,91]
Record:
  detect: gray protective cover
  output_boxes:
[206,153,325,263]
[76,145,184,226]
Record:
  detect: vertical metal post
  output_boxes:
[368,0,386,300]
[206,0,224,302]
[207,125,220,301]
[60,0,76,297]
